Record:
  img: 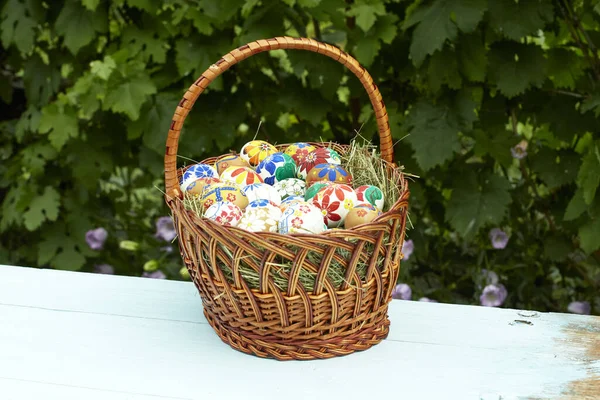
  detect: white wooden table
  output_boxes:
[0,265,598,400]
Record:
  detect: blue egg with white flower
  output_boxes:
[256,152,297,186]
[180,163,218,191]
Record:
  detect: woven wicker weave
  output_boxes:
[164,37,410,361]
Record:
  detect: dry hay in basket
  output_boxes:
[179,139,405,292]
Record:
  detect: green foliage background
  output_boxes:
[1,0,599,314]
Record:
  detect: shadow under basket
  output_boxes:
[163,37,410,361]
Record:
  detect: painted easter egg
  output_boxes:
[279,202,327,235]
[284,142,316,165]
[312,184,357,228]
[304,181,333,202]
[215,154,250,176]
[305,163,353,186]
[180,163,218,191]
[274,178,306,200]
[279,195,305,212]
[185,177,220,197]
[240,140,278,167]
[241,183,282,205]
[200,183,248,211]
[296,147,342,179]
[256,152,297,185]
[203,201,243,227]
[247,199,280,209]
[355,185,385,211]
[344,204,382,229]
[220,166,264,188]
[238,206,282,233]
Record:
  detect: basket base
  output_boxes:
[204,308,391,361]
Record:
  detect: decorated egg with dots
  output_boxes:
[180,163,218,191]
[284,142,317,165]
[240,140,278,167]
[312,184,357,228]
[256,152,297,185]
[185,177,220,197]
[305,163,352,186]
[274,178,306,200]
[238,206,282,233]
[279,195,305,211]
[344,204,382,229]
[304,181,333,202]
[279,202,327,235]
[355,185,385,211]
[220,166,264,188]
[203,201,243,227]
[200,183,248,211]
[241,183,282,205]
[296,147,342,179]
[215,154,250,176]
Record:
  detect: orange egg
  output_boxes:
[305,163,352,186]
[344,205,381,229]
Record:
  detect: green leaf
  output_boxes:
[353,35,381,67]
[127,0,157,12]
[347,1,386,32]
[38,103,80,150]
[579,218,600,254]
[66,140,114,188]
[404,0,488,66]
[405,102,461,170]
[21,142,58,175]
[122,26,168,64]
[55,0,107,55]
[427,46,462,91]
[128,93,179,154]
[22,55,61,105]
[530,149,581,190]
[446,171,512,240]
[577,143,600,205]
[582,94,600,117]
[38,224,87,270]
[564,188,587,221]
[198,0,241,21]
[488,0,553,40]
[104,73,157,121]
[372,13,399,44]
[23,186,61,231]
[457,33,486,82]
[472,128,519,168]
[81,0,100,11]
[90,55,116,80]
[543,235,571,262]
[0,0,37,53]
[547,48,585,90]
[278,85,330,126]
[0,73,12,104]
[488,42,547,98]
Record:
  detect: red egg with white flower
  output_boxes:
[312,184,357,228]
[284,142,317,165]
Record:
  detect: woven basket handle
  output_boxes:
[164,36,393,200]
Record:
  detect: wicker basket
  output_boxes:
[164,37,410,361]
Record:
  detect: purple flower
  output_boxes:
[86,228,108,250]
[482,269,499,285]
[480,284,508,307]
[155,216,176,242]
[142,270,166,279]
[94,264,114,274]
[402,239,414,260]
[489,228,509,249]
[567,301,591,315]
[419,297,438,303]
[511,141,528,159]
[391,283,412,300]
